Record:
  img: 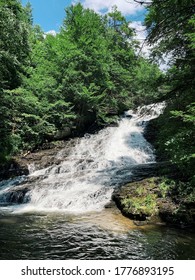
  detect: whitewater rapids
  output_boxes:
[0,103,165,213]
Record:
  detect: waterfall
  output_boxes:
[0,103,165,213]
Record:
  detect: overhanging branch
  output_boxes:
[126,0,152,5]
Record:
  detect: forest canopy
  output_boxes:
[0,0,162,162]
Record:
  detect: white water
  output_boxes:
[0,103,165,213]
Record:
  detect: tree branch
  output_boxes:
[126,0,152,5]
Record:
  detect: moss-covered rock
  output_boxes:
[113,178,160,221]
[112,177,195,228]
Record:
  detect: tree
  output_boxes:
[131,57,163,106]
[60,4,137,127]
[0,0,31,161]
[0,0,30,89]
[0,2,164,163]
[144,0,195,181]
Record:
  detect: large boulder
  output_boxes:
[112,177,195,228]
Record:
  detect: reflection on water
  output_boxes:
[0,209,195,260]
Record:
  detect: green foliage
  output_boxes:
[131,57,163,105]
[0,0,31,161]
[145,0,195,183]
[145,0,194,63]
[122,193,158,216]
[55,4,139,128]
[0,0,30,89]
[0,2,162,164]
[159,176,195,205]
[159,178,175,198]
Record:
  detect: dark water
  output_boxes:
[0,209,195,260]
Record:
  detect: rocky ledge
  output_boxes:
[112,177,195,228]
[0,139,79,180]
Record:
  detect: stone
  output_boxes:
[112,176,195,228]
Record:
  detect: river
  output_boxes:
[0,103,195,260]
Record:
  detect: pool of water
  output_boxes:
[0,208,195,260]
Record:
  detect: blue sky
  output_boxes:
[21,0,146,32]
[21,0,72,32]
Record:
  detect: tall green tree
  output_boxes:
[144,0,195,181]
[0,0,30,89]
[60,4,137,126]
[0,0,31,161]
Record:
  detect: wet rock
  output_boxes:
[0,139,79,180]
[112,178,160,222]
[0,161,29,180]
[0,183,31,204]
[6,187,30,204]
[133,220,149,226]
[112,177,195,228]
[144,119,158,144]
[104,200,116,209]
[158,201,195,228]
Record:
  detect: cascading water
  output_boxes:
[0,103,165,213]
[1,102,195,261]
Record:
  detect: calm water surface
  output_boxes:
[0,209,195,260]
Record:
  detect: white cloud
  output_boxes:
[45,30,57,36]
[158,55,170,71]
[129,21,151,56]
[130,21,146,41]
[43,30,57,39]
[76,0,144,15]
[129,22,169,71]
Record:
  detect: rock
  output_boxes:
[5,187,30,204]
[0,138,80,181]
[112,178,160,222]
[0,176,33,204]
[133,220,149,226]
[112,177,195,228]
[159,201,195,228]
[104,200,116,208]
[144,119,158,144]
[54,127,71,140]
[0,160,29,180]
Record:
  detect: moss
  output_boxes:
[159,178,175,198]
[113,176,195,227]
[121,193,158,216]
[117,178,160,220]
